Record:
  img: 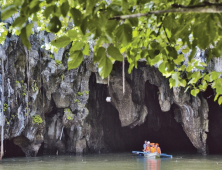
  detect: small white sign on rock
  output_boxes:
[106,97,111,102]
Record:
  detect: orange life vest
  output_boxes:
[150,146,156,153]
[145,146,150,152]
[157,147,161,154]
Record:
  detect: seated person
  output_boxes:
[150,144,157,153]
[155,143,161,154]
[143,140,147,151]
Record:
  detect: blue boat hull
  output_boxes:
[132,151,173,158]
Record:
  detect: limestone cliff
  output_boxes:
[0,33,220,157]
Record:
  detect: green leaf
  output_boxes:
[204,74,213,82]
[83,43,89,56]
[141,49,148,59]
[68,51,84,70]
[191,89,199,97]
[60,1,69,17]
[86,0,97,15]
[47,16,62,33]
[174,54,184,65]
[180,79,187,87]
[195,66,205,70]
[93,47,106,63]
[169,78,176,88]
[182,46,189,54]
[67,29,78,39]
[29,0,41,12]
[214,93,219,101]
[20,26,31,50]
[189,48,197,61]
[80,17,88,35]
[216,86,222,95]
[98,56,113,79]
[26,23,33,37]
[115,24,132,45]
[200,62,207,66]
[199,80,207,91]
[128,17,138,27]
[166,46,177,59]
[14,0,23,6]
[70,8,82,26]
[50,36,71,48]
[186,65,194,72]
[211,72,219,80]
[218,96,222,105]
[159,61,166,73]
[184,86,190,93]
[128,62,134,74]
[1,5,17,20]
[107,46,123,61]
[46,0,53,3]
[70,41,84,51]
[12,16,26,27]
[165,62,174,72]
[43,5,55,18]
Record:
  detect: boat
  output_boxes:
[132,151,172,158]
[143,152,160,158]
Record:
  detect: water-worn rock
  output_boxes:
[173,87,209,154]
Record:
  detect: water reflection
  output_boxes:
[145,158,161,170]
[136,156,161,170]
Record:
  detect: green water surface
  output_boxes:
[1,153,222,170]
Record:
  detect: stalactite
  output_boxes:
[122,55,125,94]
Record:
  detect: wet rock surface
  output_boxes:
[0,34,219,157]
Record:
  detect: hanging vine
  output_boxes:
[123,55,125,94]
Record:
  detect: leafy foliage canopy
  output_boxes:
[1,0,222,104]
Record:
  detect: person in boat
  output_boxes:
[156,143,161,154]
[150,143,157,153]
[145,145,150,152]
[143,140,147,151]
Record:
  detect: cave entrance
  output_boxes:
[4,139,26,157]
[88,73,196,153]
[204,87,222,154]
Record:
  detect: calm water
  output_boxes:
[1,153,222,170]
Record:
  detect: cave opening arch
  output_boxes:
[88,73,196,153]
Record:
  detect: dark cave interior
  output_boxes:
[204,87,222,154]
[88,73,196,154]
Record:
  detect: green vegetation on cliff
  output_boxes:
[32,115,43,125]
[1,0,222,104]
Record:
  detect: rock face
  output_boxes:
[173,88,209,154]
[0,33,214,157]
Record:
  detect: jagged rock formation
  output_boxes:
[0,32,220,157]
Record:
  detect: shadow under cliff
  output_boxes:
[87,73,196,153]
[204,87,222,154]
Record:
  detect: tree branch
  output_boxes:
[109,4,222,20]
